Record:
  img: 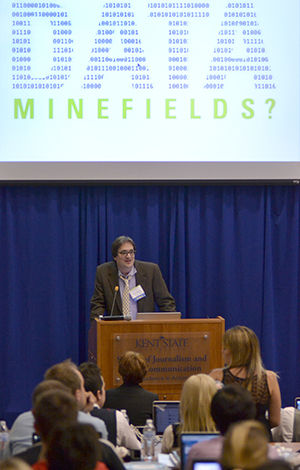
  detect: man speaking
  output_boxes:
[90,235,176,320]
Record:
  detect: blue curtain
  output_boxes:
[0,185,299,425]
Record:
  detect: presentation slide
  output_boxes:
[0,1,299,180]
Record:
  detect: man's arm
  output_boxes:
[3,411,35,457]
[152,264,176,311]
[115,411,141,450]
[271,407,294,442]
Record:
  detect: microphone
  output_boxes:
[101,286,125,321]
[110,285,119,316]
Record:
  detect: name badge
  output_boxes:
[130,285,146,301]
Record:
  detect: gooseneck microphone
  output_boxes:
[110,285,119,317]
[101,286,125,321]
[101,285,129,321]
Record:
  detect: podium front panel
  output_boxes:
[112,332,210,386]
[89,317,225,400]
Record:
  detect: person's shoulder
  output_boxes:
[11,410,34,426]
[139,387,159,400]
[104,387,123,405]
[95,407,116,421]
[15,443,43,465]
[146,389,159,398]
[265,369,280,393]
[135,384,155,394]
[97,261,115,272]
[91,407,105,417]
[135,260,158,270]
[106,386,121,396]
[265,369,279,378]
[209,368,224,381]
[265,369,279,385]
[78,410,106,431]
[99,406,116,415]
[163,424,173,434]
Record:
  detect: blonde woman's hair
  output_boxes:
[180,373,218,432]
[223,325,265,387]
[0,458,32,470]
[221,420,269,470]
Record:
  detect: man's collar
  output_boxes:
[118,265,137,278]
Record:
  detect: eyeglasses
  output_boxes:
[118,249,136,257]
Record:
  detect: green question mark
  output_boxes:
[265,99,275,119]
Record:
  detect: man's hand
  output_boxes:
[84,391,97,413]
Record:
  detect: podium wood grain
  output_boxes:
[88,317,225,400]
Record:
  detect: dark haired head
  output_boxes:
[111,236,136,258]
[47,423,99,470]
[33,389,78,442]
[78,362,103,396]
[210,384,256,434]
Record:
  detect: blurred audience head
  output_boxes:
[180,373,218,432]
[0,459,31,470]
[47,423,99,470]
[118,351,148,384]
[211,384,256,434]
[221,420,269,470]
[33,389,78,443]
[44,360,87,410]
[32,380,69,407]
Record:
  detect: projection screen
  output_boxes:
[0,1,299,181]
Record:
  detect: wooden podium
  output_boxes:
[88,317,225,400]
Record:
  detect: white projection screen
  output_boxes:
[0,1,299,182]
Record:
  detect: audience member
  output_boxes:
[103,351,158,426]
[5,361,108,458]
[3,380,69,456]
[186,384,278,470]
[79,361,141,450]
[43,360,107,439]
[13,390,124,470]
[210,325,281,435]
[221,420,269,470]
[15,389,125,470]
[46,423,108,470]
[161,374,218,453]
[31,389,79,469]
[272,407,300,442]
